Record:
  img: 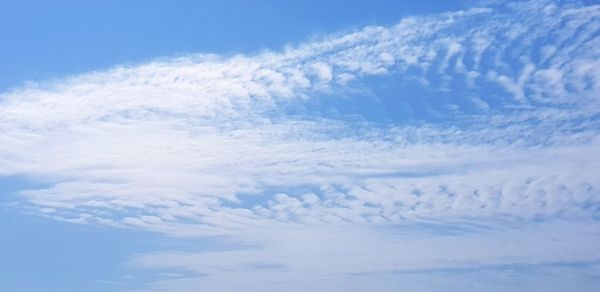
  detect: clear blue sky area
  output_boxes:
[0,0,460,91]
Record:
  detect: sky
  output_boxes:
[0,0,599,291]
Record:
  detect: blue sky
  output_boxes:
[0,0,460,91]
[1,1,600,291]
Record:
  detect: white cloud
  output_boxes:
[0,0,597,231]
[0,0,599,289]
[128,220,600,292]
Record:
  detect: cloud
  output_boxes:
[128,220,600,292]
[0,0,599,290]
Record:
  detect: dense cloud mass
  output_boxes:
[1,0,599,291]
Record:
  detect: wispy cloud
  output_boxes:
[1,0,599,290]
[127,220,600,291]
